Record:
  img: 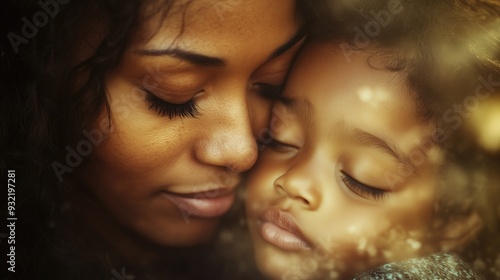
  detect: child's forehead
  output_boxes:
[287,42,414,111]
[280,41,437,153]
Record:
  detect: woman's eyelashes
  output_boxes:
[340,171,388,201]
[144,81,281,119]
[145,90,200,119]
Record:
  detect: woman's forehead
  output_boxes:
[133,0,301,53]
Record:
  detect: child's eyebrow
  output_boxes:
[329,119,417,176]
[279,96,418,176]
[350,128,417,174]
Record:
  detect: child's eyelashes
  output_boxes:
[267,138,298,153]
[144,90,200,119]
[340,171,388,201]
[266,134,389,202]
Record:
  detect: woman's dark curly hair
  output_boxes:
[298,0,500,278]
[1,0,178,278]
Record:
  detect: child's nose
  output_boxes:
[274,167,322,210]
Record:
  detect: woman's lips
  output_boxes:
[162,188,235,219]
[259,208,311,251]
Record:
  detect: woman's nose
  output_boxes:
[194,95,258,173]
[274,165,322,210]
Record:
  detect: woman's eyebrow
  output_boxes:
[133,27,305,67]
[134,48,225,67]
[269,27,306,59]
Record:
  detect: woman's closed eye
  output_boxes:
[144,81,282,119]
[145,89,201,119]
[340,171,388,201]
[252,83,284,100]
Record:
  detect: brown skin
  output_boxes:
[73,0,304,253]
[247,42,444,280]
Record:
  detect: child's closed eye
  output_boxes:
[267,138,299,153]
[340,171,388,201]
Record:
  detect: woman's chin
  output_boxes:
[141,217,221,247]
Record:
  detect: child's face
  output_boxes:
[246,42,443,279]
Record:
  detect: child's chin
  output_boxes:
[255,257,291,280]
[253,244,313,280]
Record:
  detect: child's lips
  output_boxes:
[259,208,312,251]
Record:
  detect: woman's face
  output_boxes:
[246,43,443,279]
[75,0,304,246]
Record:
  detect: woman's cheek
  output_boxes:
[88,114,179,176]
